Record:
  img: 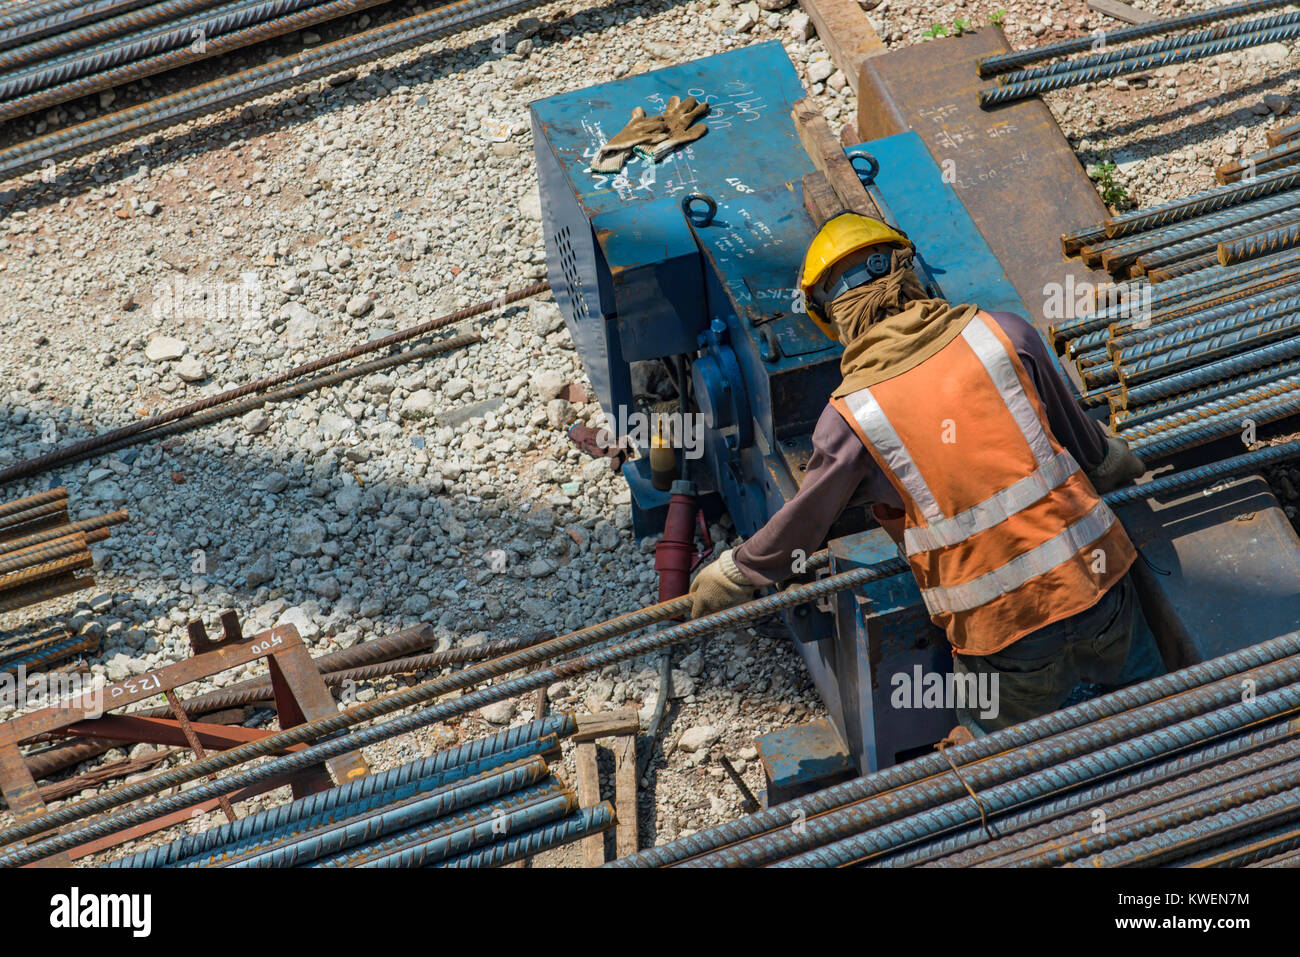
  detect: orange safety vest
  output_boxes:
[830,312,1136,656]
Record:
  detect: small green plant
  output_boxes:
[989,8,1007,25]
[952,17,971,36]
[922,23,948,38]
[1090,156,1130,209]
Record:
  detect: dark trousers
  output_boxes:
[952,573,1164,735]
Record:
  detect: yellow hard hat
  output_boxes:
[798,212,912,340]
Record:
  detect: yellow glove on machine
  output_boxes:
[689,548,756,619]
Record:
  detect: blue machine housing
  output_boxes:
[532,43,1035,785]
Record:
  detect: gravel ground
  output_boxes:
[2,0,1300,864]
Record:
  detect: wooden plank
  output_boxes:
[613,734,638,858]
[1086,0,1157,24]
[797,0,885,94]
[575,740,605,867]
[791,98,882,218]
[573,706,639,742]
[802,170,842,224]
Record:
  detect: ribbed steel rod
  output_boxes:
[347,789,576,868]
[0,283,543,486]
[0,0,399,124]
[1192,819,1300,865]
[1113,358,1300,427]
[0,0,558,183]
[0,487,67,520]
[1269,119,1300,147]
[0,531,87,576]
[437,803,615,868]
[774,683,1300,868]
[1220,218,1300,265]
[0,552,874,865]
[611,630,1300,868]
[0,551,92,594]
[874,720,1296,867]
[988,746,1300,867]
[0,1,159,52]
[1117,310,1300,386]
[1061,222,1108,257]
[1112,293,1300,366]
[1218,140,1300,184]
[1093,188,1300,273]
[313,780,568,867]
[1134,207,1300,274]
[1146,251,1224,283]
[999,11,1300,86]
[981,23,1300,107]
[1106,276,1300,354]
[1132,391,1300,459]
[0,631,98,675]
[1120,330,1300,408]
[1069,783,1300,866]
[0,510,127,556]
[0,576,93,614]
[0,499,66,531]
[0,0,231,74]
[219,756,554,867]
[1106,166,1300,239]
[1120,372,1300,441]
[110,717,573,867]
[1052,244,1300,345]
[976,0,1295,75]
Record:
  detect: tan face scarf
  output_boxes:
[828,248,980,397]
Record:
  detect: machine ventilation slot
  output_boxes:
[555,225,591,322]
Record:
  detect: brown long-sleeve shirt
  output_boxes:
[733,311,1110,586]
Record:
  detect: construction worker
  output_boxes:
[689,212,1164,735]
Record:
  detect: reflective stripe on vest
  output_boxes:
[840,314,1120,616]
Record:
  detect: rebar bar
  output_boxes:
[1068,784,1300,867]
[437,803,615,868]
[981,23,1300,108]
[1113,292,1300,366]
[1106,276,1300,355]
[1117,309,1300,386]
[1113,358,1300,428]
[998,11,1300,86]
[0,283,543,486]
[0,0,399,125]
[0,0,234,74]
[1120,334,1300,407]
[1119,372,1300,441]
[1105,166,1300,239]
[0,488,67,521]
[1269,120,1300,147]
[1132,391,1300,459]
[772,684,1300,868]
[0,510,127,556]
[1217,140,1300,184]
[976,0,1295,75]
[216,756,555,867]
[611,629,1300,868]
[1134,207,1300,275]
[0,1,160,52]
[340,789,576,869]
[0,0,562,183]
[873,721,1297,867]
[1092,188,1300,273]
[1220,218,1300,265]
[110,716,574,867]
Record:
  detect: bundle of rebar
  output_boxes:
[2,439,1299,866]
[1052,161,1300,457]
[0,0,558,184]
[978,2,1300,107]
[611,629,1300,868]
[0,487,127,619]
[108,715,615,868]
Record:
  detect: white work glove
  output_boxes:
[1089,434,1146,493]
[689,549,756,619]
